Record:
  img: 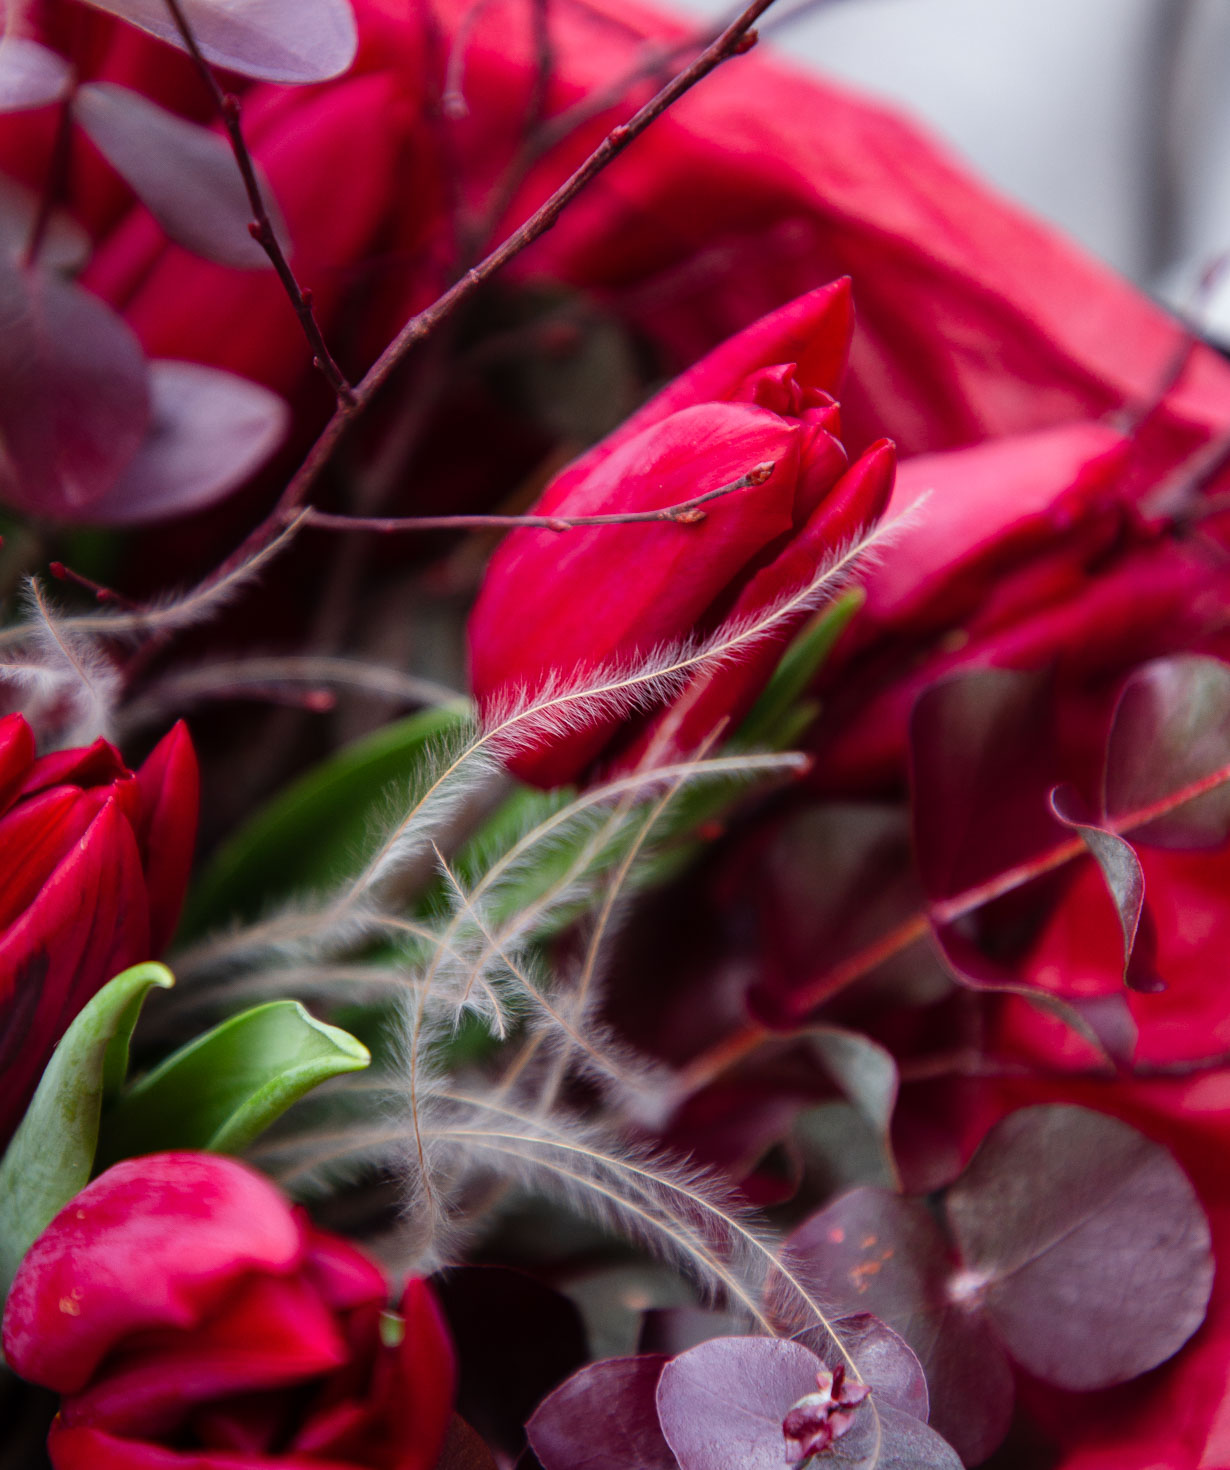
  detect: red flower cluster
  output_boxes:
[2,1153,456,1470]
[0,716,197,1146]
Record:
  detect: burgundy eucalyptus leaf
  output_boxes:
[0,37,72,112]
[943,1104,1214,1389]
[930,924,1126,1069]
[656,1336,827,1470]
[74,83,283,269]
[1047,784,1162,992]
[786,1188,1014,1465]
[77,0,358,84]
[793,1313,928,1423]
[808,1028,900,1183]
[0,177,88,271]
[433,1266,588,1459]
[80,360,288,524]
[527,1356,676,1470]
[0,258,149,519]
[815,1402,962,1470]
[1104,655,1230,849]
[909,668,1061,901]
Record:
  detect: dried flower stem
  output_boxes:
[298,461,776,535]
[160,0,356,407]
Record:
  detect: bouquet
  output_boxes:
[1,1,1228,1467]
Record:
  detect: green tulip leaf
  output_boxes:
[96,999,370,1164]
[0,961,174,1299]
[182,700,473,934]
[733,586,864,751]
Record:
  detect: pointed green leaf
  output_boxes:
[733,587,864,751]
[97,1000,370,1164]
[0,962,174,1298]
[182,700,472,934]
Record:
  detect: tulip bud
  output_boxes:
[0,718,199,1146]
[468,279,895,785]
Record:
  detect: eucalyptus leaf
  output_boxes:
[78,0,358,84]
[0,963,173,1299]
[97,999,369,1164]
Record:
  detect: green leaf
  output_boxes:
[732,587,864,751]
[96,1000,370,1163]
[0,962,174,1299]
[182,700,473,934]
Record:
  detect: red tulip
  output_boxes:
[468,279,895,786]
[2,1152,456,1470]
[0,716,198,1146]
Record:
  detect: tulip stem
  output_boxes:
[295,461,776,535]
[159,0,358,409]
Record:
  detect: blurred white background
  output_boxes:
[670,0,1230,339]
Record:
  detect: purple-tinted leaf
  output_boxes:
[1104,655,1230,848]
[909,668,1061,901]
[794,1314,928,1423]
[433,1266,588,1459]
[809,1028,900,1186]
[931,925,1127,1070]
[823,1401,962,1470]
[527,1356,676,1470]
[78,0,358,83]
[944,1105,1213,1389]
[0,176,88,270]
[1048,784,1162,992]
[0,37,71,111]
[656,1336,825,1470]
[74,83,282,268]
[787,1189,1014,1465]
[80,360,287,524]
[0,258,149,518]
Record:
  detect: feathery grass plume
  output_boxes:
[0,580,123,744]
[0,514,308,654]
[476,505,919,768]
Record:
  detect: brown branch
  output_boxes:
[160,0,357,408]
[672,753,1230,1098]
[203,0,775,590]
[298,460,775,535]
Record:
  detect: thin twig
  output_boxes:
[298,461,775,535]
[160,0,356,407]
[209,0,775,587]
[671,750,1230,1098]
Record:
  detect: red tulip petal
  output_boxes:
[0,795,150,1143]
[0,712,35,813]
[3,1154,303,1393]
[133,721,200,953]
[393,1278,457,1470]
[63,1274,347,1438]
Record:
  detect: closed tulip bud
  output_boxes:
[468,279,895,786]
[2,1153,456,1470]
[0,717,199,1146]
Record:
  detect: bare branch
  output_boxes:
[298,461,775,535]
[160,0,356,407]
